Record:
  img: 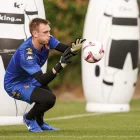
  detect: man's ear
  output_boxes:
[32,30,38,38]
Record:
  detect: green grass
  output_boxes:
[0,99,140,140]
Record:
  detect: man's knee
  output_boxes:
[31,87,56,105]
[49,93,56,108]
[42,90,56,104]
[47,92,56,107]
[42,92,56,110]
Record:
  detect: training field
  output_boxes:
[0,99,140,140]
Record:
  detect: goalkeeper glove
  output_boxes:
[71,38,86,55]
[54,48,73,74]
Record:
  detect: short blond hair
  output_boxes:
[29,18,50,35]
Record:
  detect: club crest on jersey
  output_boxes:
[26,56,33,60]
[26,48,33,54]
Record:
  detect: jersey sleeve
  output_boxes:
[20,48,41,75]
[48,35,60,49]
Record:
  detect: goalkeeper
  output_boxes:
[4,18,85,132]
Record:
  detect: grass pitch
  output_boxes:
[0,99,140,140]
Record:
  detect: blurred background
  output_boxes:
[44,0,140,100]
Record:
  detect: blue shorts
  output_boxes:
[8,84,36,104]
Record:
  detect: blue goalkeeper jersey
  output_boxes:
[4,36,59,92]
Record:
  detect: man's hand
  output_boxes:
[71,38,86,54]
[53,48,73,74]
[59,48,73,68]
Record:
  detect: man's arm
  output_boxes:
[55,43,70,53]
[32,48,73,85]
[32,70,56,86]
[55,38,86,55]
[20,46,71,86]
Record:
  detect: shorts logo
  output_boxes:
[24,85,29,89]
[12,92,20,98]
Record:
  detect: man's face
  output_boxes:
[34,23,51,45]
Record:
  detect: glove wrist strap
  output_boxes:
[54,62,63,74]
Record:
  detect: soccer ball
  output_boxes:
[82,40,104,63]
